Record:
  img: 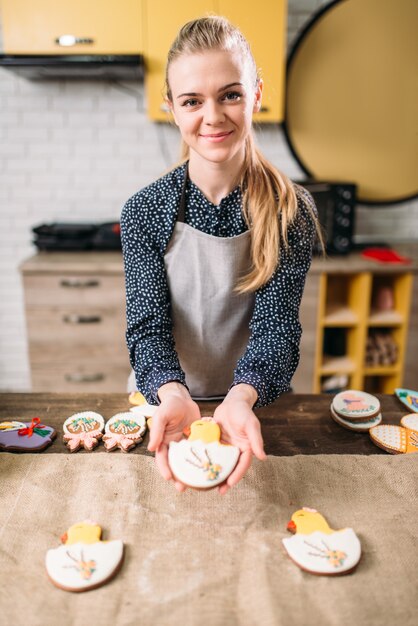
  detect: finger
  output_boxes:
[218,482,230,495]
[147,410,166,451]
[246,420,267,460]
[226,448,253,487]
[154,444,173,481]
[174,481,187,492]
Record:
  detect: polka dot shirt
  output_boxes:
[120,162,316,407]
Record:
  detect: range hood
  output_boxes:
[0,54,144,80]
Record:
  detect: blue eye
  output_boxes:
[182,98,199,107]
[222,91,242,102]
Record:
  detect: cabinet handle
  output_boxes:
[60,279,100,288]
[65,372,105,383]
[63,314,102,324]
[55,35,95,47]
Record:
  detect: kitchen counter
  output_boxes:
[0,392,409,455]
[20,244,418,275]
[20,248,418,395]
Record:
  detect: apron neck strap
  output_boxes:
[177,161,189,224]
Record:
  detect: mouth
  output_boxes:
[199,131,233,142]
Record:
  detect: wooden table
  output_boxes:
[0,392,409,455]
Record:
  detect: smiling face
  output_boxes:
[167,48,262,169]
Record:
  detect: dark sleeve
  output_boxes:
[232,188,317,406]
[120,192,187,404]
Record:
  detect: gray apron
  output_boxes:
[129,164,255,400]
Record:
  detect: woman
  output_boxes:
[121,16,320,493]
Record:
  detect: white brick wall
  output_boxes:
[0,0,417,390]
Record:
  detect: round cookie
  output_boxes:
[0,418,56,452]
[46,521,124,592]
[400,413,418,432]
[63,412,104,452]
[103,412,146,452]
[330,404,382,432]
[168,418,240,489]
[332,390,381,421]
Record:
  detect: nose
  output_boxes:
[203,99,225,125]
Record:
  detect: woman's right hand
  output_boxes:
[147,382,201,491]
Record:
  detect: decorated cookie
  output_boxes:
[168,418,240,489]
[0,417,56,452]
[400,413,418,431]
[46,520,124,592]
[332,390,380,421]
[103,412,146,452]
[282,508,361,575]
[330,404,382,432]
[369,423,418,454]
[130,403,158,418]
[128,391,147,406]
[63,412,104,452]
[395,388,418,413]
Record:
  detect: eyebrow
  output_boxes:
[176,82,243,99]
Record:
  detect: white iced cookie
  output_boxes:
[282,508,361,575]
[168,418,240,489]
[46,521,124,592]
[332,390,380,421]
[330,403,382,432]
[130,403,158,418]
[400,413,418,431]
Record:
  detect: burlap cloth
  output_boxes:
[0,453,417,626]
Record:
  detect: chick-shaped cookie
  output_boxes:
[46,520,124,592]
[168,417,240,489]
[282,508,361,575]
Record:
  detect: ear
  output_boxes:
[253,79,263,113]
[165,97,179,126]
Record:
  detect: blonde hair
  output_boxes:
[166,16,321,293]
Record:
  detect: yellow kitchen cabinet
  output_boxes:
[1,0,143,55]
[143,0,210,119]
[144,0,287,122]
[217,0,287,123]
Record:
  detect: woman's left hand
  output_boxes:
[213,383,266,494]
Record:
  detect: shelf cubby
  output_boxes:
[312,271,413,394]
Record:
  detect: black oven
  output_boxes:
[297,180,357,255]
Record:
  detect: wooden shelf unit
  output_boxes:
[312,270,413,394]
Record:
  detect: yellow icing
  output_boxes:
[129,391,146,406]
[188,419,221,443]
[406,429,418,454]
[0,421,21,430]
[65,521,102,545]
[291,509,336,535]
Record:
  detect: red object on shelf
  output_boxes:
[361,248,412,264]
